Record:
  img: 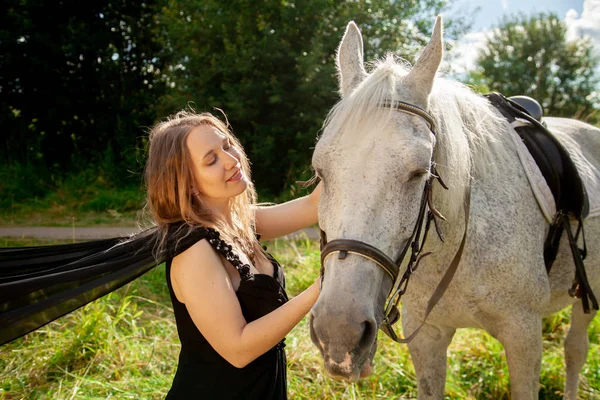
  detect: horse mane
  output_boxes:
[322,55,511,217]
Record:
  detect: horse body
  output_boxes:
[309,18,599,400]
[403,115,600,398]
[542,117,600,314]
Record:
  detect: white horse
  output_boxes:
[309,17,600,400]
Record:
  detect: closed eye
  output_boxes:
[207,139,234,166]
[407,168,429,181]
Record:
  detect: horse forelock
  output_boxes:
[322,56,403,144]
[321,54,512,218]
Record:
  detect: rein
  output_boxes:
[319,101,471,344]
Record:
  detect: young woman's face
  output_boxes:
[187,124,248,203]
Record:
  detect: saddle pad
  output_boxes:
[509,119,600,222]
[485,93,592,221]
[508,125,556,223]
[546,118,600,220]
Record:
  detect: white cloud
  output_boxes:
[447,30,490,75]
[501,0,509,11]
[565,0,600,58]
[449,0,600,75]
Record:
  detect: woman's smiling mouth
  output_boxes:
[227,169,242,182]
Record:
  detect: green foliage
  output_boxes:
[78,186,144,213]
[157,0,468,196]
[1,1,473,201]
[0,238,598,399]
[1,0,166,180]
[0,166,144,226]
[463,70,492,95]
[0,163,52,208]
[471,12,600,122]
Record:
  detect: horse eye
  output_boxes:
[408,168,429,181]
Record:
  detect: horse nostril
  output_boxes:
[358,319,376,350]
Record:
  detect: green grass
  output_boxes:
[0,189,143,227]
[1,238,598,399]
[0,166,298,228]
[0,166,145,227]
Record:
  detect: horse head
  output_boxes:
[309,17,444,382]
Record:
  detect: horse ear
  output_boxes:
[337,21,367,97]
[407,16,443,102]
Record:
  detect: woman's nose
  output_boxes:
[222,151,239,169]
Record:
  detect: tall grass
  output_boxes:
[0,167,293,227]
[0,166,145,227]
[1,238,598,399]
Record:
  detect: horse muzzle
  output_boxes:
[309,299,378,382]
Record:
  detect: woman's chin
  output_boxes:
[229,179,249,195]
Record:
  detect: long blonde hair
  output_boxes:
[145,110,264,263]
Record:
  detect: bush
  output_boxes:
[0,163,52,209]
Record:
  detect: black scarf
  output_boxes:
[0,224,208,346]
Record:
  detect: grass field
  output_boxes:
[0,237,598,399]
[0,165,147,227]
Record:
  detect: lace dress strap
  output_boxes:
[204,228,252,281]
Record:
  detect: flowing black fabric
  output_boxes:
[0,225,209,346]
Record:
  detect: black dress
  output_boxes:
[165,232,289,400]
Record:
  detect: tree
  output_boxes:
[472,13,599,121]
[0,0,166,185]
[157,0,469,197]
[0,0,472,200]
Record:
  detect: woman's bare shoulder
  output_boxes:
[171,238,223,276]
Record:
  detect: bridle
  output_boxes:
[319,100,471,343]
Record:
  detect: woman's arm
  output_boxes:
[171,239,319,368]
[254,181,322,240]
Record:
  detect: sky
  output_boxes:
[447,0,600,73]
[451,0,584,31]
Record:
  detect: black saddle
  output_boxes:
[485,92,597,313]
[485,93,589,219]
[508,95,543,122]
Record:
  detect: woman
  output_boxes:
[144,110,321,399]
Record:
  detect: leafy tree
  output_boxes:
[0,0,166,186]
[158,0,468,196]
[472,12,599,121]
[1,0,471,201]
